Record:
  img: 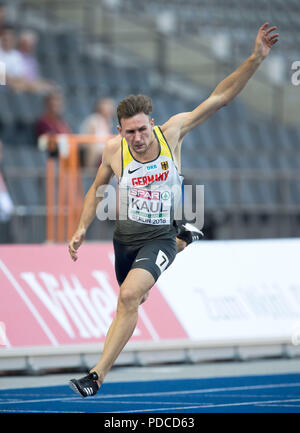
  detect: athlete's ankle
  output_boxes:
[89,369,104,387]
[176,237,187,253]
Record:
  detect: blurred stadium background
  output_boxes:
[0,0,300,409]
[0,0,299,244]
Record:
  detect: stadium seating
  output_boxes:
[121,0,299,60]
[0,2,299,242]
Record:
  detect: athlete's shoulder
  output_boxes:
[105,134,122,152]
[161,112,189,132]
[101,134,121,168]
[159,113,189,150]
[103,134,121,156]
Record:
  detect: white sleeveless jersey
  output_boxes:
[114,126,183,244]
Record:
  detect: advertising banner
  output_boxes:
[157,238,300,344]
[1,239,300,350]
[0,243,187,348]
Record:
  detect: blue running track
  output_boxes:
[0,373,300,413]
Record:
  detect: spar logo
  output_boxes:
[130,187,160,200]
[161,191,170,200]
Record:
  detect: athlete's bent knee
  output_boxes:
[119,283,140,311]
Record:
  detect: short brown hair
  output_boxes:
[117,94,153,125]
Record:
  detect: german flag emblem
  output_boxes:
[161,161,168,170]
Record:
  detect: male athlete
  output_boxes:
[68,23,278,397]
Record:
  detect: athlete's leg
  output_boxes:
[90,267,155,384]
[176,237,187,253]
[69,238,177,396]
[90,284,148,386]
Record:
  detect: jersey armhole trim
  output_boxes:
[158,126,174,161]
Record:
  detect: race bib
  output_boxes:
[128,187,171,225]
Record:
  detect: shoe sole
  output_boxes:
[68,379,86,398]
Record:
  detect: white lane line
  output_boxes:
[1,381,300,405]
[84,381,300,399]
[72,400,209,405]
[256,403,300,408]
[0,409,84,413]
[111,398,300,413]
[0,396,80,405]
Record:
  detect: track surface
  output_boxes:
[0,373,300,413]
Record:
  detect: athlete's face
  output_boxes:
[117,113,154,154]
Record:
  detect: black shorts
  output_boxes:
[113,237,178,286]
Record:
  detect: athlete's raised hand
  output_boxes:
[253,23,279,60]
[68,227,86,261]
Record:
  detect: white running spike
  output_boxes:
[183,223,204,236]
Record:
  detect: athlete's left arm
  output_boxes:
[164,23,278,143]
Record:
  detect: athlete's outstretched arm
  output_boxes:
[68,146,114,261]
[164,23,278,140]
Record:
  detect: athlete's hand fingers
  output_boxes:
[68,241,78,261]
[265,25,277,36]
[68,229,86,261]
[260,22,269,31]
[68,236,82,261]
